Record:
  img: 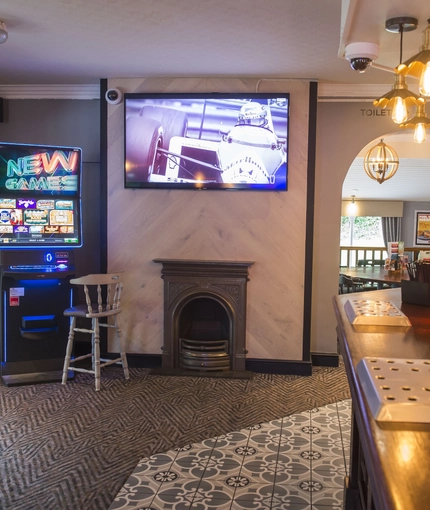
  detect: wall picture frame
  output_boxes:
[414,210,430,247]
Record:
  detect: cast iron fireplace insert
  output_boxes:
[153,259,254,374]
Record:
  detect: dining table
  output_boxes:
[339,266,409,290]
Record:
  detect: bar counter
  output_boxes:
[333,288,430,510]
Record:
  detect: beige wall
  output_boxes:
[312,102,399,354]
[107,78,310,360]
[341,200,403,217]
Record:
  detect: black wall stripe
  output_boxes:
[100,79,108,274]
[302,81,318,362]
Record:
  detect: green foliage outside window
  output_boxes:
[340,216,384,246]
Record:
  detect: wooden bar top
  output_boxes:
[333,288,430,510]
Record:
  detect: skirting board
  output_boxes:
[311,352,339,367]
[106,353,338,374]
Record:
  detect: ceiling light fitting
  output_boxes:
[374,18,420,125]
[0,21,7,43]
[346,195,358,216]
[399,19,430,97]
[399,98,430,143]
[373,72,420,124]
[363,139,399,184]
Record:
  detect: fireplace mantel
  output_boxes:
[153,259,254,372]
[153,259,254,277]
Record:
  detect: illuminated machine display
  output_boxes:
[0,142,83,386]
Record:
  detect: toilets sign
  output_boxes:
[4,149,79,192]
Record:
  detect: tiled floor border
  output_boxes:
[109,399,351,510]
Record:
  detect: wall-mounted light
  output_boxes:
[346,195,358,216]
[0,21,7,43]
[399,98,430,143]
[363,139,399,184]
[399,19,430,97]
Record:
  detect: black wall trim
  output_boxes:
[100,79,108,273]
[107,353,313,375]
[245,359,312,376]
[311,352,339,367]
[302,81,318,362]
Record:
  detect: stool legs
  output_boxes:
[93,318,101,391]
[62,314,129,390]
[62,317,76,385]
[115,315,129,380]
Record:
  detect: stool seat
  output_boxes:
[62,273,129,391]
[64,304,123,318]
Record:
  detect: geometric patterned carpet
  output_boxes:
[0,364,350,510]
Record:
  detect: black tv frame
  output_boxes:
[123,92,290,191]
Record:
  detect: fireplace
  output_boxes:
[153,259,254,372]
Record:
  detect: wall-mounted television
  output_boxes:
[0,142,82,249]
[124,92,290,190]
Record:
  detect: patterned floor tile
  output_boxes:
[271,482,312,508]
[310,432,345,458]
[215,430,252,448]
[108,400,352,510]
[108,485,156,510]
[199,451,243,480]
[311,486,344,508]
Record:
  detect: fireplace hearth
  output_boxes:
[153,259,254,374]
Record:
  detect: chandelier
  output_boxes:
[369,17,430,142]
[363,139,399,184]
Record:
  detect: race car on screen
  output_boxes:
[125,99,288,187]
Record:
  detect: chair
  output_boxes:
[62,273,129,391]
[339,274,365,294]
[357,259,373,267]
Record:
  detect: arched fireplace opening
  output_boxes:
[153,259,254,375]
[178,297,231,371]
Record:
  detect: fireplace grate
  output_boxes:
[179,338,230,371]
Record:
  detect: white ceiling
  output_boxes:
[0,0,429,202]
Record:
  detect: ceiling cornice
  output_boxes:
[0,82,416,102]
[318,83,419,102]
[0,84,100,100]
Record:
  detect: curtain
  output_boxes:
[381,217,402,246]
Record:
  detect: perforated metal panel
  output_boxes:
[357,357,430,422]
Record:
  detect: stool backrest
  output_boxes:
[70,273,123,315]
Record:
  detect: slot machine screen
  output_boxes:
[0,143,82,249]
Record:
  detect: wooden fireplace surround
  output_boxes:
[153,259,254,371]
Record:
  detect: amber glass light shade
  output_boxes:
[399,99,430,144]
[398,19,430,97]
[374,73,420,124]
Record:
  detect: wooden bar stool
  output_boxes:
[62,273,129,391]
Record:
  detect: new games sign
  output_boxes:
[0,143,82,248]
[0,143,81,196]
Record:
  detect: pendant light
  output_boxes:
[399,19,430,97]
[346,196,358,216]
[363,139,399,184]
[399,98,430,143]
[374,18,420,124]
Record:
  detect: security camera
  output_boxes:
[345,42,379,73]
[105,88,122,105]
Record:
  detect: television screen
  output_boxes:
[0,142,82,248]
[124,93,289,190]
